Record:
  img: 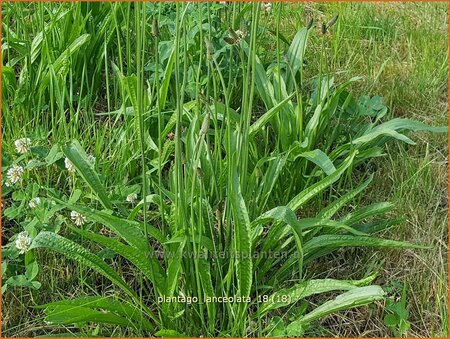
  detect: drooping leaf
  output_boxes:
[287,285,385,327]
[259,275,377,314]
[30,232,136,300]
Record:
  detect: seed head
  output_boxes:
[152,18,160,38]
[200,113,210,136]
[205,37,215,61]
[327,14,339,29]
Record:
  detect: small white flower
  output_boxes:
[234,29,246,43]
[70,211,87,226]
[29,197,41,209]
[65,157,76,173]
[14,138,31,154]
[87,154,96,165]
[261,2,272,13]
[7,165,24,185]
[219,1,227,5]
[15,231,32,254]
[126,193,138,203]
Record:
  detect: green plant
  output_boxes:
[383,281,411,337]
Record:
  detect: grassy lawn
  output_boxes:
[1,2,447,337]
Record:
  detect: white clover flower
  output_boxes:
[261,2,272,13]
[7,165,24,185]
[14,138,31,154]
[235,29,246,43]
[87,154,96,165]
[29,197,41,209]
[126,193,138,203]
[70,211,87,226]
[15,231,32,254]
[65,157,76,173]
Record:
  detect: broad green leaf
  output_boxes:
[155,329,188,337]
[159,45,176,110]
[69,225,165,292]
[285,28,309,91]
[259,275,377,314]
[287,151,357,212]
[44,305,152,331]
[375,118,448,134]
[62,140,113,210]
[249,93,295,137]
[198,258,216,327]
[30,232,136,300]
[231,169,253,298]
[294,149,336,175]
[261,151,357,258]
[318,174,373,219]
[242,41,276,109]
[287,285,385,326]
[39,296,154,330]
[39,34,90,93]
[163,234,186,315]
[352,128,415,145]
[54,199,154,251]
[303,234,427,257]
[340,202,394,225]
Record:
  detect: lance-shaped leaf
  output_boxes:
[62,140,113,210]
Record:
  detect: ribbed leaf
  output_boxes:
[259,275,377,314]
[261,151,357,257]
[374,118,448,134]
[287,285,385,327]
[352,128,415,145]
[159,45,176,110]
[30,232,135,299]
[294,149,336,175]
[39,296,146,323]
[340,202,394,225]
[231,169,253,298]
[44,305,152,331]
[285,28,309,91]
[198,258,216,327]
[62,140,113,210]
[69,225,165,292]
[54,199,153,251]
[287,151,356,212]
[39,34,90,93]
[303,234,427,256]
[318,174,373,219]
[249,93,295,137]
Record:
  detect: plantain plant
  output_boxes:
[4,2,445,337]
